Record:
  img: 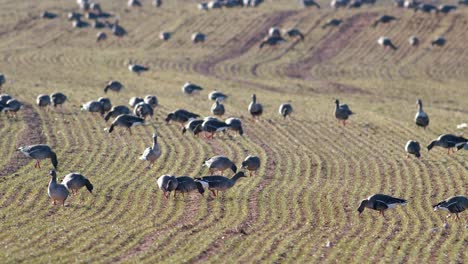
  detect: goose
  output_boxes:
[414,99,429,129]
[192,32,205,43]
[331,0,349,8]
[68,12,81,21]
[0,93,11,105]
[182,82,203,95]
[41,11,57,19]
[153,0,162,7]
[334,99,353,125]
[194,118,230,139]
[2,98,23,118]
[0,73,5,87]
[225,117,244,136]
[128,0,142,7]
[259,36,285,48]
[108,114,145,134]
[98,97,112,112]
[50,92,67,108]
[322,18,343,29]
[211,99,225,116]
[241,155,260,176]
[357,194,407,217]
[182,119,204,135]
[37,94,51,108]
[134,102,153,120]
[248,94,263,119]
[61,173,93,195]
[268,27,281,38]
[427,134,467,154]
[18,144,58,169]
[144,95,158,108]
[82,100,104,116]
[279,103,293,119]
[104,105,131,122]
[72,18,88,28]
[157,175,178,199]
[301,0,321,8]
[202,155,237,175]
[165,109,200,125]
[110,19,126,37]
[348,0,362,8]
[91,2,102,14]
[208,90,227,101]
[128,61,149,75]
[415,3,437,13]
[129,97,144,108]
[48,170,69,206]
[139,133,162,168]
[174,176,205,197]
[372,15,397,27]
[85,12,98,20]
[431,37,446,47]
[378,37,398,50]
[405,140,421,159]
[198,3,209,10]
[459,0,468,6]
[195,171,246,197]
[159,31,171,41]
[284,28,304,41]
[408,36,419,46]
[244,0,263,6]
[96,31,107,42]
[438,5,457,14]
[104,80,123,93]
[208,0,222,9]
[433,196,467,220]
[404,0,418,9]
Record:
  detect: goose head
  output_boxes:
[357,199,369,215]
[165,113,174,123]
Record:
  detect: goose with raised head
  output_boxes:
[48,170,69,206]
[211,99,225,116]
[104,105,131,122]
[203,155,237,175]
[248,94,263,119]
[334,99,353,126]
[433,196,467,220]
[61,173,93,195]
[37,94,51,108]
[108,114,145,134]
[241,155,260,176]
[279,103,293,119]
[111,19,126,37]
[104,80,123,93]
[18,144,58,169]
[139,133,162,168]
[427,134,467,154]
[157,175,178,199]
[414,99,429,129]
[174,176,205,197]
[165,109,200,125]
[195,171,246,197]
[405,140,421,159]
[357,194,407,217]
[182,82,203,95]
[50,92,67,108]
[225,117,244,136]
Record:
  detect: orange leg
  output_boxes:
[211,190,217,197]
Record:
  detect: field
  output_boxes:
[0,0,467,263]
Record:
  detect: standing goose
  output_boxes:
[194,118,230,139]
[372,15,397,27]
[110,19,126,37]
[0,94,11,105]
[144,95,158,108]
[334,99,353,126]
[48,170,69,206]
[153,0,162,7]
[195,171,246,197]
[134,102,154,120]
[18,144,58,169]
[159,31,171,41]
[427,134,467,154]
[378,36,398,50]
[82,100,104,116]
[433,196,467,220]
[61,173,93,195]
[225,117,244,136]
[182,82,203,95]
[37,94,51,108]
[248,94,263,119]
[104,105,131,122]
[165,109,200,125]
[182,119,204,135]
[414,99,429,129]
[357,194,407,217]
[129,97,144,108]
[128,61,149,75]
[2,98,23,118]
[139,133,162,168]
[50,92,67,109]
[174,176,205,197]
[268,27,281,38]
[202,155,237,175]
[104,80,123,93]
[108,114,145,134]
[208,90,227,101]
[284,28,305,40]
[322,18,342,29]
[431,37,446,47]
[241,155,260,176]
[157,175,178,199]
[192,32,206,43]
[211,99,225,116]
[128,0,142,7]
[279,103,293,119]
[98,97,112,112]
[405,140,421,159]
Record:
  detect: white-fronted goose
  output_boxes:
[192,32,205,43]
[225,117,244,136]
[203,155,237,175]
[61,173,93,195]
[139,133,162,168]
[248,94,263,119]
[405,140,421,158]
[129,97,144,108]
[144,95,158,108]
[134,102,153,120]
[128,61,149,75]
[182,82,203,95]
[174,176,205,197]
[357,194,407,217]
[211,99,225,116]
[241,155,260,176]
[431,37,446,47]
[208,90,227,101]
[415,99,429,129]
[82,100,104,116]
[2,98,23,118]
[322,18,343,29]
[165,109,200,125]
[104,105,131,122]
[372,15,397,27]
[50,92,67,108]
[409,36,419,46]
[48,170,69,206]
[37,94,51,108]
[279,103,293,119]
[108,114,145,134]
[98,97,112,112]
[427,134,467,154]
[334,99,353,126]
[182,119,204,135]
[433,196,467,220]
[378,36,398,50]
[159,31,171,41]
[104,80,123,93]
[195,171,246,197]
[157,175,178,199]
[18,144,58,169]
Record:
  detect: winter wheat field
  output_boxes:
[0,0,467,263]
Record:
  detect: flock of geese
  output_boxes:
[1,1,467,221]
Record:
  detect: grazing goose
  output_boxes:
[157,175,178,199]
[268,27,281,38]
[301,0,321,8]
[211,99,225,116]
[98,97,112,112]
[408,36,419,46]
[50,92,67,108]
[134,102,153,120]
[279,103,293,119]
[241,155,260,176]
[108,114,145,134]
[48,170,69,206]
[415,3,437,13]
[284,28,305,41]
[0,73,5,87]
[438,5,457,14]
[37,94,51,108]
[192,32,205,43]
[41,11,57,19]
[431,37,446,47]
[322,18,343,29]
[68,12,81,21]
[378,36,398,50]
[165,109,200,125]
[194,118,230,138]
[405,140,421,159]
[182,82,203,95]
[82,100,104,116]
[208,90,227,101]
[85,12,98,20]
[111,19,126,37]
[259,36,285,48]
[331,0,350,8]
[128,61,149,75]
[174,176,205,197]
[203,155,237,175]
[433,196,467,220]
[0,93,11,104]
[415,99,429,128]
[334,99,353,126]
[96,31,107,42]
[372,15,397,27]
[2,98,23,118]
[72,18,88,28]
[182,119,204,135]
[357,194,407,217]
[18,144,58,169]
[128,0,142,7]
[129,97,144,108]
[144,95,158,108]
[159,31,171,41]
[248,94,263,119]
[61,173,93,195]
[104,105,131,122]
[225,117,244,136]
[139,133,162,168]
[195,171,246,197]
[153,0,162,7]
[208,1,222,9]
[104,80,123,93]
[403,0,417,9]
[427,134,467,154]
[348,0,362,8]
